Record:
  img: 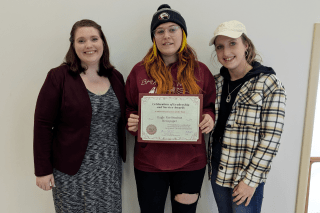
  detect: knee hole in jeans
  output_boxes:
[174,193,199,205]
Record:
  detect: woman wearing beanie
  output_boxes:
[208,20,286,212]
[126,4,216,213]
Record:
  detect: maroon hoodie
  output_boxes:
[126,61,216,172]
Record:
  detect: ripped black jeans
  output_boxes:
[134,167,206,213]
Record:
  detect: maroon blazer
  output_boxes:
[33,65,126,176]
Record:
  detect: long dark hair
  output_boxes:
[63,19,114,77]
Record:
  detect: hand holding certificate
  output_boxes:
[138,94,203,144]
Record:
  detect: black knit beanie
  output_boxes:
[150,4,187,41]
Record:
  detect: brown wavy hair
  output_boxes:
[62,19,114,77]
[143,34,200,94]
[240,34,261,64]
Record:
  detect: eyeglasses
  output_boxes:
[153,26,181,38]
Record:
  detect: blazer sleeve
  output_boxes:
[33,69,62,176]
[110,69,127,162]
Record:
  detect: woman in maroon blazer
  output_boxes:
[33,19,126,212]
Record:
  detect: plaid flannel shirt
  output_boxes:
[208,73,286,188]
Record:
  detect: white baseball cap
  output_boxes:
[209,20,247,46]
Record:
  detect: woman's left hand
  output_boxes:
[199,114,214,134]
[232,180,256,206]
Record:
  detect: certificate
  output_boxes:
[138,93,203,144]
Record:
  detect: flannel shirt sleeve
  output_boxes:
[242,77,286,188]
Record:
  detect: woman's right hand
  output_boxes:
[36,174,55,191]
[128,114,139,132]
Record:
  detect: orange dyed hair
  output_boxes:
[143,30,200,94]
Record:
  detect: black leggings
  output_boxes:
[134,167,206,213]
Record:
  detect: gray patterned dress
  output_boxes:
[52,86,122,213]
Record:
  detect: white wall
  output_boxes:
[1,0,319,212]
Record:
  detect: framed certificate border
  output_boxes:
[138,93,203,144]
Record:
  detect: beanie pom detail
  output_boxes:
[157,4,171,10]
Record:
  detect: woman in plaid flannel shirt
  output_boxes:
[208,20,286,213]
